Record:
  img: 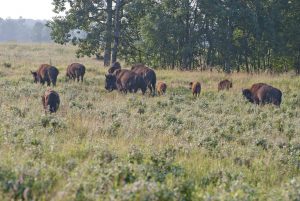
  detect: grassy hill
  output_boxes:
[0,43,300,200]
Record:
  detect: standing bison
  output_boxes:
[108,62,121,74]
[157,81,167,96]
[66,63,86,82]
[242,83,282,106]
[131,64,156,95]
[218,79,232,91]
[189,82,201,97]
[42,89,60,113]
[105,69,147,94]
[31,64,59,86]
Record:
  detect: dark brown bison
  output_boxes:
[66,63,86,82]
[31,64,59,86]
[242,83,267,104]
[108,62,121,74]
[218,79,232,91]
[105,69,147,94]
[157,81,167,95]
[189,82,201,97]
[131,64,156,95]
[42,89,60,113]
[242,83,282,106]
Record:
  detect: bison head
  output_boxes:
[242,89,254,103]
[31,71,39,83]
[105,74,117,92]
[189,82,193,89]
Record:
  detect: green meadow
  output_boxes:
[0,43,300,200]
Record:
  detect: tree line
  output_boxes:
[0,18,51,42]
[48,0,300,73]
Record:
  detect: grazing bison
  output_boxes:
[108,62,121,74]
[66,63,86,82]
[218,79,232,91]
[189,82,201,97]
[31,64,59,86]
[242,83,282,106]
[131,64,156,95]
[105,69,147,94]
[242,83,267,104]
[42,89,60,113]
[157,81,167,95]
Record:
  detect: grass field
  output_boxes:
[0,43,300,200]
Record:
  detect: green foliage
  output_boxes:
[0,43,300,200]
[49,0,300,72]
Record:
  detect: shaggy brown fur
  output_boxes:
[242,83,267,104]
[242,83,282,106]
[41,89,60,113]
[105,69,147,94]
[189,82,201,97]
[218,79,232,91]
[31,64,59,86]
[156,81,167,95]
[131,64,156,95]
[66,63,86,82]
[108,62,121,74]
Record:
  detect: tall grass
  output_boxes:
[0,43,299,200]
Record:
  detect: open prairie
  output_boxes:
[0,43,300,200]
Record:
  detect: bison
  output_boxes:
[108,62,121,74]
[31,64,59,86]
[242,83,282,106]
[242,83,267,104]
[131,64,156,95]
[105,69,147,94]
[66,63,86,82]
[157,81,167,96]
[42,89,60,113]
[218,79,232,91]
[189,82,201,97]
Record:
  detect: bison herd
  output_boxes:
[30,62,283,113]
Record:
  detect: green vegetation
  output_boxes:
[48,0,300,73]
[0,43,300,200]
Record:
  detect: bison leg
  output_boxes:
[152,82,156,95]
[142,89,146,95]
[147,84,152,94]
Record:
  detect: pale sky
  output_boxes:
[0,0,55,19]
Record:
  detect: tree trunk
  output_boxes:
[104,0,113,66]
[296,50,300,75]
[245,55,249,73]
[112,0,122,63]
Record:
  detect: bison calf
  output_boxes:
[157,81,167,95]
[42,89,60,113]
[242,83,282,106]
[66,63,86,82]
[218,79,232,91]
[31,64,59,86]
[189,82,201,97]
